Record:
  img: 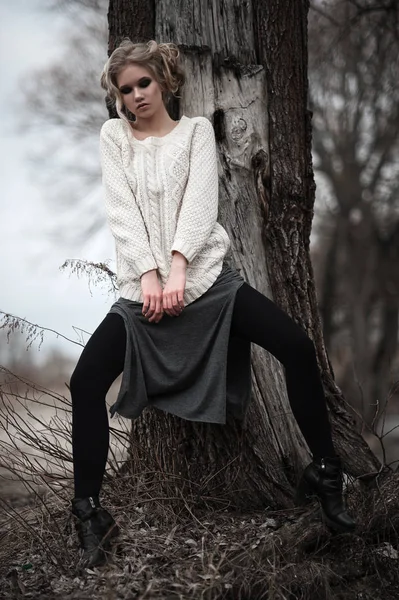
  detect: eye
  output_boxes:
[119,78,151,95]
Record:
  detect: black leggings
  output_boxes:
[70,282,335,498]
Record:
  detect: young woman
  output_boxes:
[69,39,355,568]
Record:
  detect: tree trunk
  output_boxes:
[319,218,339,350]
[337,206,377,425]
[106,0,379,511]
[372,223,399,421]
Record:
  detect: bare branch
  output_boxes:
[0,312,85,349]
[309,2,341,26]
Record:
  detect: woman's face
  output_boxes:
[116,63,165,119]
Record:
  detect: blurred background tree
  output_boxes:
[0,327,75,389]
[309,0,399,427]
[18,0,109,248]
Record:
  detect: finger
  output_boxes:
[152,296,161,316]
[166,291,177,315]
[148,296,157,318]
[164,293,173,312]
[177,291,185,310]
[171,292,181,316]
[165,295,176,316]
[150,308,163,323]
[149,295,163,321]
[148,309,158,322]
[171,292,178,310]
[145,300,155,318]
[142,295,150,316]
[155,296,162,318]
[176,292,185,316]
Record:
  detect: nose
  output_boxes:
[134,89,144,102]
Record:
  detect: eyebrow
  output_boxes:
[118,76,150,90]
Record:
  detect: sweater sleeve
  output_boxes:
[100,121,158,278]
[170,117,219,264]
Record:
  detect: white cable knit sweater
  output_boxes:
[99,114,231,305]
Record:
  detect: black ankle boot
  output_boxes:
[71,495,120,568]
[295,456,356,533]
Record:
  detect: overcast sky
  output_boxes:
[0,0,116,363]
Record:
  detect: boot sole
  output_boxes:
[76,522,120,569]
[295,490,355,534]
[321,511,356,534]
[80,531,119,569]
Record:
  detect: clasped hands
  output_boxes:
[140,254,187,324]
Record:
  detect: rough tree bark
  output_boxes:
[105,0,379,510]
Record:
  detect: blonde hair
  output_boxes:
[100,39,185,132]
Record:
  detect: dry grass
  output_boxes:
[0,472,399,600]
[1,368,399,599]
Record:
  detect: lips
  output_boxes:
[137,103,149,110]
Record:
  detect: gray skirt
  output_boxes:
[108,261,252,424]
